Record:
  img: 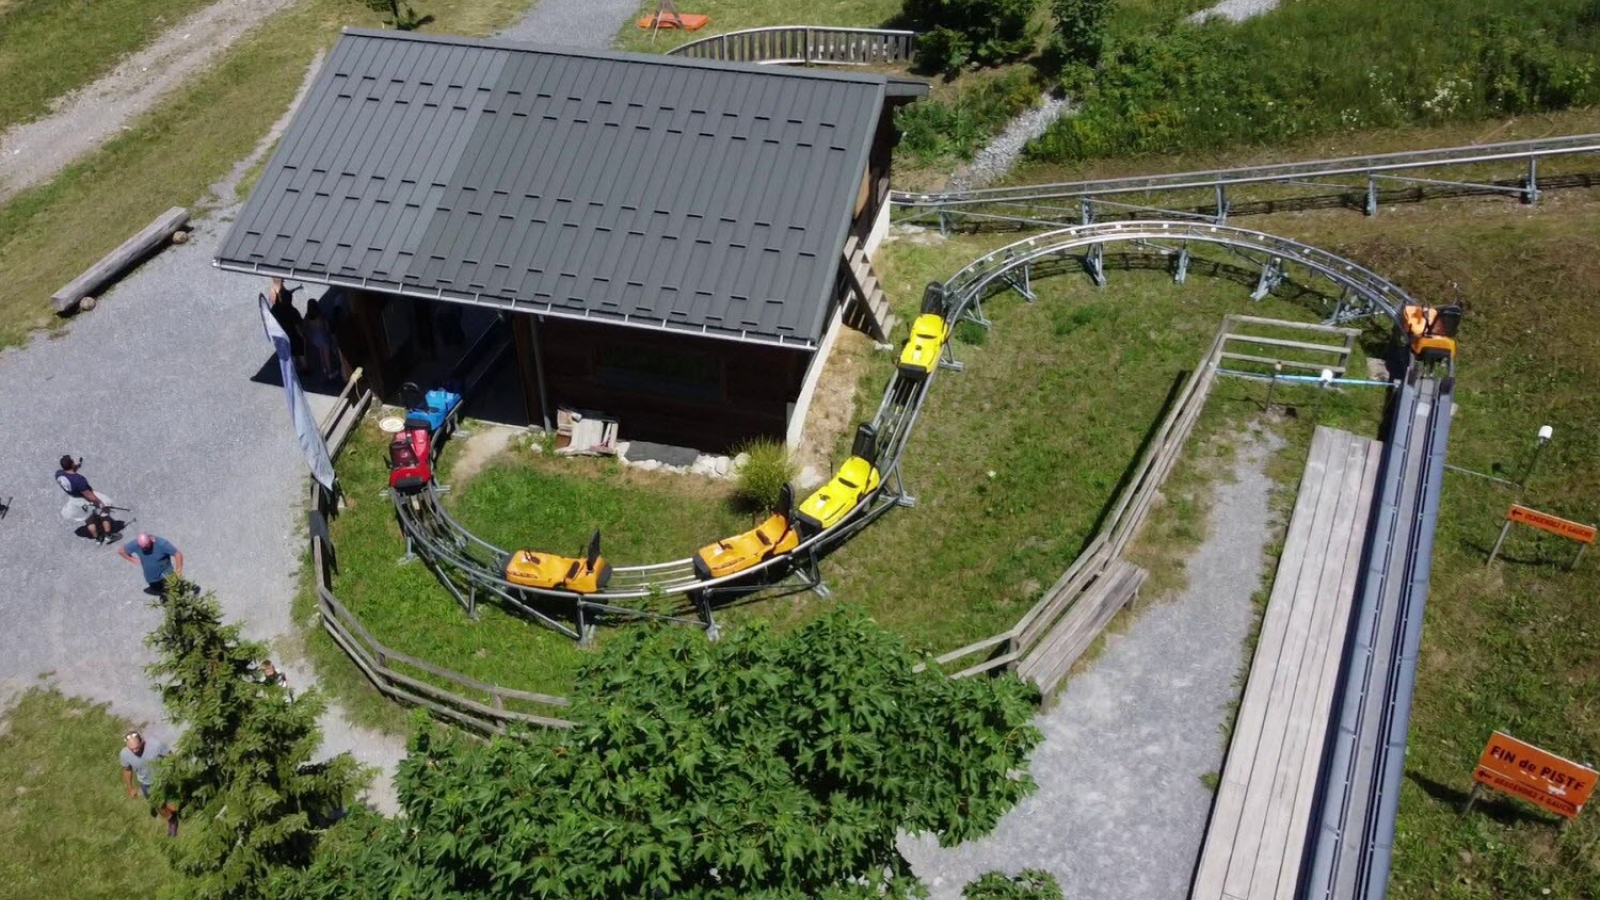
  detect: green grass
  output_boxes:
[0,0,536,349]
[313,423,756,715]
[1029,0,1600,164]
[0,0,218,132]
[615,0,904,54]
[0,688,176,900]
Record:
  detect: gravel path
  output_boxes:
[899,431,1284,900]
[1190,0,1282,24]
[0,0,302,204]
[947,95,1075,192]
[497,0,640,46]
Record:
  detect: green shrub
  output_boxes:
[1049,0,1112,67]
[1026,5,1600,164]
[733,438,796,511]
[896,68,1043,163]
[964,870,1065,900]
[905,0,1042,73]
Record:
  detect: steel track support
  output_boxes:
[576,603,596,647]
[885,467,917,508]
[1524,158,1540,205]
[1214,184,1229,223]
[1079,196,1094,226]
[397,534,417,566]
[961,296,992,329]
[1252,257,1283,301]
[1002,261,1036,302]
[691,590,721,641]
[1366,175,1379,216]
[1087,244,1106,287]
[1174,245,1190,284]
[939,339,965,372]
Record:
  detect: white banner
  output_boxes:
[259,293,336,492]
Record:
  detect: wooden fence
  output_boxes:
[928,316,1358,683]
[309,370,573,735]
[667,26,916,66]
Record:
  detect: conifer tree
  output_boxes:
[146,578,363,900]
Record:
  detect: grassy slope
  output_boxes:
[0,0,217,132]
[0,689,175,900]
[0,0,534,349]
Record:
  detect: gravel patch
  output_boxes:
[497,0,642,46]
[1190,0,1282,24]
[0,0,302,204]
[947,94,1075,192]
[899,430,1285,900]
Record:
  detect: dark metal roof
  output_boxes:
[215,29,890,348]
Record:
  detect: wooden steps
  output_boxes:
[1189,426,1383,900]
[842,235,897,342]
[1016,558,1148,696]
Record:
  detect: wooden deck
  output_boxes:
[1190,427,1382,900]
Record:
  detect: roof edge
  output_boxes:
[338,27,895,87]
[213,259,821,353]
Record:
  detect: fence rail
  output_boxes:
[667,26,915,66]
[309,370,574,735]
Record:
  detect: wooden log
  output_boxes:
[52,206,189,313]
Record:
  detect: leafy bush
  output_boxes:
[896,68,1043,163]
[1025,8,1600,164]
[279,609,1044,900]
[734,438,796,511]
[964,869,1066,900]
[1048,0,1112,67]
[905,0,1042,73]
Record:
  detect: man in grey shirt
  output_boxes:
[119,730,168,799]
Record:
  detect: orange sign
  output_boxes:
[1507,505,1597,544]
[1473,731,1597,819]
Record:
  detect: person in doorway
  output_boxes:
[54,455,117,544]
[268,277,308,375]
[119,730,169,799]
[303,299,340,383]
[118,532,183,597]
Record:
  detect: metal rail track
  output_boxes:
[1302,363,1455,900]
[389,221,1419,644]
[893,133,1600,225]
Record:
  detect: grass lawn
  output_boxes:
[0,688,176,900]
[0,0,217,133]
[0,0,536,350]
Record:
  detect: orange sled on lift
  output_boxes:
[693,486,800,580]
[1401,304,1462,364]
[505,530,613,593]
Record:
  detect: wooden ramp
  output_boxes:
[1190,427,1382,900]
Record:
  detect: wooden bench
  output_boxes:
[52,206,190,314]
[1189,426,1382,900]
[1016,558,1148,696]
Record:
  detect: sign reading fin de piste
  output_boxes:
[1473,731,1597,819]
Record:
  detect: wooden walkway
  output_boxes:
[1190,427,1382,900]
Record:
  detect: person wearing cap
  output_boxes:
[118,533,183,597]
[119,730,169,799]
[54,455,116,544]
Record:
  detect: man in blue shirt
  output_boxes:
[118,532,184,597]
[54,455,116,544]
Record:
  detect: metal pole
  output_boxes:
[1572,542,1588,572]
[1519,427,1553,499]
[1264,362,1281,411]
[1486,517,1513,567]
[1525,157,1540,205]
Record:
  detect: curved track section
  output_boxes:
[392,221,1421,641]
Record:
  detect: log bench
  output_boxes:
[52,206,190,314]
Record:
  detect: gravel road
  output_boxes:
[498,0,641,46]
[0,0,302,204]
[900,432,1284,900]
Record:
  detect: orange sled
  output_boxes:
[637,13,708,29]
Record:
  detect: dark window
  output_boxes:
[595,344,721,402]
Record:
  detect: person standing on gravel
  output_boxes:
[118,532,183,597]
[54,455,117,544]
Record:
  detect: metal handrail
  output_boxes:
[893,133,1600,209]
[666,25,916,67]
